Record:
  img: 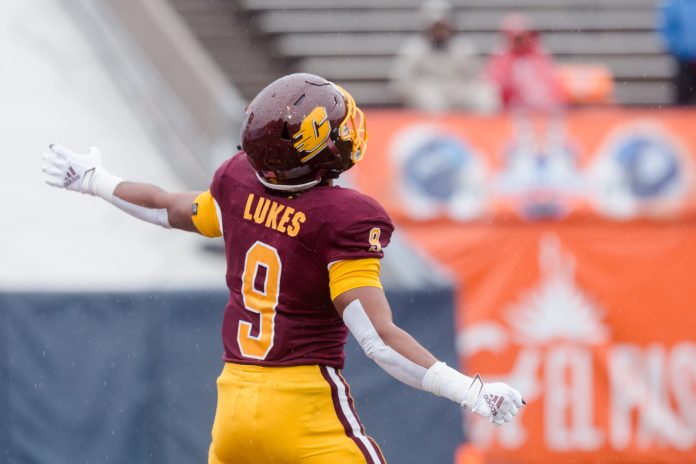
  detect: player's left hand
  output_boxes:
[466,376,525,427]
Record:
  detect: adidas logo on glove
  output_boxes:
[484,394,505,416]
[63,167,80,188]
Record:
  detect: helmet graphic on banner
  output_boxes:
[390,124,487,220]
[590,122,691,219]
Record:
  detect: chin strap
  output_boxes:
[255,172,321,192]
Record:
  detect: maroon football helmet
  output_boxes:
[241,73,367,192]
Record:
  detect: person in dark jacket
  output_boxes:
[659,0,696,105]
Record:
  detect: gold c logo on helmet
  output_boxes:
[293,107,331,163]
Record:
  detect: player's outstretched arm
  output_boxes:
[334,287,524,426]
[42,144,201,233]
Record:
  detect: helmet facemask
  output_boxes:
[334,85,368,166]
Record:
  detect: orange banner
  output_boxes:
[354,109,696,463]
[353,109,696,223]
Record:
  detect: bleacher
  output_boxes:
[173,0,671,106]
[167,0,288,102]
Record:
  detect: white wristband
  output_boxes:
[86,167,123,202]
[422,361,483,408]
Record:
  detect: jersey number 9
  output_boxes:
[238,241,281,360]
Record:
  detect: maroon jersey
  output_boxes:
[210,153,393,369]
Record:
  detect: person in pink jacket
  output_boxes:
[485,14,566,114]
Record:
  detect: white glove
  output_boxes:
[423,362,525,427]
[467,375,525,427]
[42,144,122,201]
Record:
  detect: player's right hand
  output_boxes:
[467,376,524,427]
[42,144,104,195]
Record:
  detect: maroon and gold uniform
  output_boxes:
[44,74,524,464]
[212,152,392,368]
[194,153,393,463]
[43,73,524,464]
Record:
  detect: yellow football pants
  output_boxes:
[208,362,387,464]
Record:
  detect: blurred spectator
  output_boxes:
[659,0,696,105]
[390,0,497,113]
[485,15,574,199]
[485,14,565,114]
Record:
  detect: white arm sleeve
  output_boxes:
[343,299,482,407]
[93,171,171,229]
[342,299,427,390]
[111,196,171,229]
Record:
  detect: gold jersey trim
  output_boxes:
[192,190,222,238]
[328,258,382,301]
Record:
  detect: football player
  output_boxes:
[42,73,524,463]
